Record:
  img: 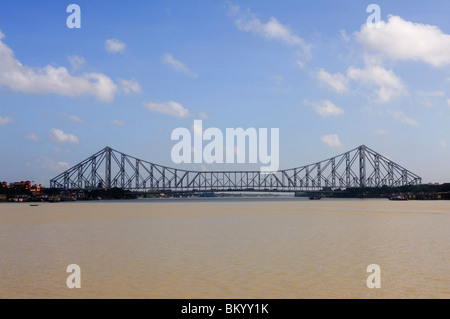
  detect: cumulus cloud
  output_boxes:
[228,4,310,55]
[0,31,118,102]
[316,69,348,93]
[105,39,126,53]
[316,53,405,103]
[356,15,450,67]
[0,116,14,125]
[162,54,198,78]
[303,99,344,117]
[320,134,343,147]
[143,101,191,118]
[118,79,142,94]
[49,128,79,144]
[347,63,406,103]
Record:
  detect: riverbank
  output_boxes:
[295,184,450,200]
[2,183,450,202]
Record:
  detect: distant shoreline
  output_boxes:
[2,182,450,203]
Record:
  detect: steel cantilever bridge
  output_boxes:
[50,145,422,192]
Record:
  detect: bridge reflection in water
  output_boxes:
[50,145,421,192]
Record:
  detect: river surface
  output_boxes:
[0,198,449,298]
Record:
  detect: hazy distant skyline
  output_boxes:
[1,0,450,185]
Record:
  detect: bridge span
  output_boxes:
[50,145,421,192]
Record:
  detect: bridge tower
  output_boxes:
[105,147,112,190]
[359,145,366,188]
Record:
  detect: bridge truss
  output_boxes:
[50,145,422,192]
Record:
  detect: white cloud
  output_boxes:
[388,110,419,127]
[303,99,344,117]
[118,79,142,94]
[67,115,86,126]
[316,69,348,93]
[0,31,118,102]
[446,99,450,108]
[314,56,405,103]
[374,129,388,135]
[143,101,191,118]
[68,55,85,71]
[0,116,14,125]
[440,140,447,148]
[105,39,126,53]
[162,54,198,78]
[36,156,70,173]
[228,4,310,55]
[356,15,450,67]
[24,133,39,142]
[59,113,87,126]
[347,63,406,103]
[198,111,209,119]
[320,134,343,147]
[295,60,305,68]
[110,119,124,127]
[49,128,79,144]
[340,29,350,43]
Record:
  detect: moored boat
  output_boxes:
[389,195,408,201]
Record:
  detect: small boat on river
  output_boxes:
[389,195,408,201]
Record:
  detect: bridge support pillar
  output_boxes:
[359,145,366,188]
[105,147,111,190]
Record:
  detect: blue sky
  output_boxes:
[1,0,450,185]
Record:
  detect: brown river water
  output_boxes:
[0,198,449,298]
